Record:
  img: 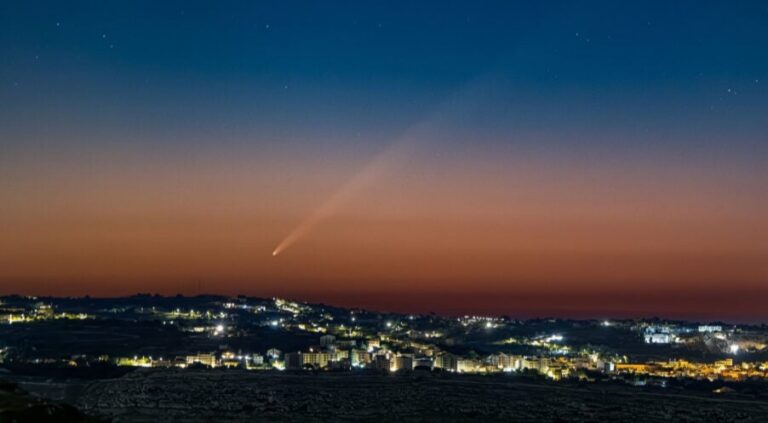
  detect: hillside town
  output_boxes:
[2,295,767,385]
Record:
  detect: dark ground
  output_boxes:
[44,369,768,422]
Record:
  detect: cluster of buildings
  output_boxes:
[107,329,768,384]
[641,324,727,344]
[109,331,609,381]
[3,295,768,385]
[616,358,768,381]
[640,322,765,358]
[1,302,90,324]
[279,334,617,381]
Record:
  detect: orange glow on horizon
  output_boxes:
[1,144,766,319]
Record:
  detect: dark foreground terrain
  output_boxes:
[29,370,766,422]
[0,379,101,423]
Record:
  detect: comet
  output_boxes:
[271,130,419,257]
[270,79,488,257]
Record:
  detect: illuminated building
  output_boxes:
[571,357,597,370]
[536,357,551,374]
[186,353,217,367]
[301,352,331,369]
[488,353,522,370]
[433,353,458,372]
[644,333,673,344]
[616,363,649,373]
[391,354,414,372]
[350,349,371,367]
[284,350,348,370]
[457,359,483,373]
[521,358,538,371]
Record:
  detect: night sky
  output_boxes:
[1,1,767,321]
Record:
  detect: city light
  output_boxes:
[5,295,768,388]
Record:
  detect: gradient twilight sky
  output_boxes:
[1,1,767,321]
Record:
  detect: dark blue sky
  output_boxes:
[2,1,767,154]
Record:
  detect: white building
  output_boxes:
[644,333,673,344]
